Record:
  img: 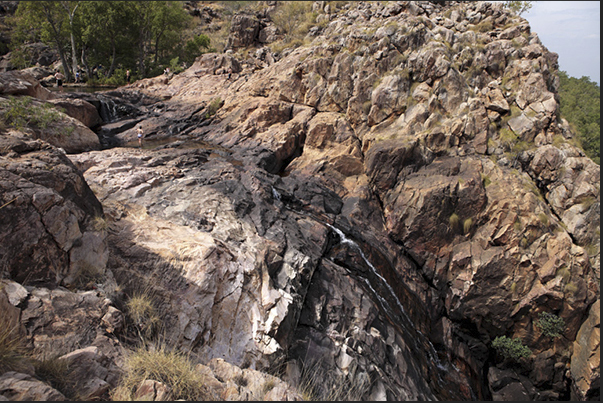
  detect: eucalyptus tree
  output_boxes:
[79,1,137,78]
[11,1,200,80]
[13,1,73,80]
[61,1,80,80]
[150,1,192,66]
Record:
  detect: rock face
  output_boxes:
[0,1,600,401]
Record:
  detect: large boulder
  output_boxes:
[0,70,54,100]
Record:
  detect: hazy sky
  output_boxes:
[521,1,600,84]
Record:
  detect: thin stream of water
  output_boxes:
[324,223,461,389]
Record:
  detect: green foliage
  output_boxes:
[503,1,534,16]
[492,336,532,361]
[535,312,565,339]
[183,34,212,65]
[205,97,223,119]
[271,1,316,43]
[558,70,600,164]
[10,1,196,80]
[0,96,63,132]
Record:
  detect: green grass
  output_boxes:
[0,96,64,132]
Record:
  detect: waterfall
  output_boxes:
[97,95,119,123]
[325,223,454,377]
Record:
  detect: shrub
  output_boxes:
[205,97,223,119]
[535,312,565,339]
[183,34,213,65]
[271,1,315,42]
[564,282,578,295]
[112,344,216,401]
[492,336,531,361]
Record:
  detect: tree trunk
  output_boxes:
[108,42,116,78]
[57,46,71,81]
[70,31,78,79]
[81,46,91,79]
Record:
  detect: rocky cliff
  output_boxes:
[0,1,599,401]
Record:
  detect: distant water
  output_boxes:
[47,85,118,94]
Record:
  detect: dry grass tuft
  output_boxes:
[126,291,162,341]
[0,322,30,374]
[112,344,216,401]
[295,358,371,401]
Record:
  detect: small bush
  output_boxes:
[272,1,315,42]
[535,312,565,339]
[492,336,531,361]
[564,282,578,295]
[556,266,571,282]
[205,97,223,119]
[112,344,216,401]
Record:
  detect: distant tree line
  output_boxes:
[8,1,213,84]
[558,71,600,164]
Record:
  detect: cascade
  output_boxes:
[325,223,472,399]
[97,95,119,123]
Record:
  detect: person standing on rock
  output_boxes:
[55,71,65,92]
[137,125,144,148]
[126,69,131,83]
